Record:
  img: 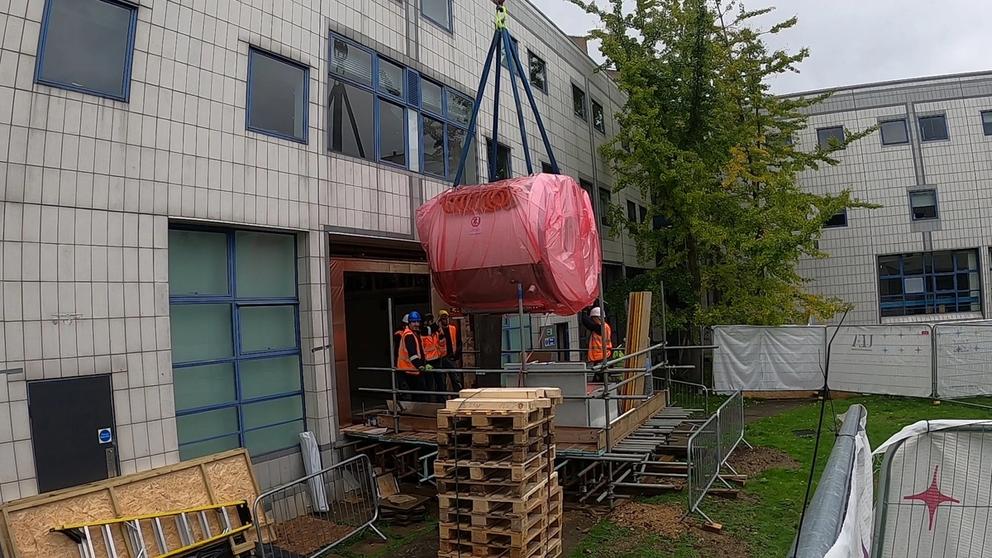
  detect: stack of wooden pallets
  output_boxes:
[435,388,564,558]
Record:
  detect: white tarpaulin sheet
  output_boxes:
[824,410,874,558]
[713,326,826,391]
[300,431,329,512]
[827,324,934,398]
[873,420,992,558]
[934,322,992,398]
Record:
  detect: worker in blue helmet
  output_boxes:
[395,311,429,400]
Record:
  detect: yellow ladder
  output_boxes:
[52,501,254,558]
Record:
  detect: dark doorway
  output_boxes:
[343,272,431,419]
[28,375,117,493]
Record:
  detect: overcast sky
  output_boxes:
[535,0,990,94]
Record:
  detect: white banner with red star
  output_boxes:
[873,420,992,557]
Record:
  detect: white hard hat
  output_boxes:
[401,313,410,324]
[590,307,603,318]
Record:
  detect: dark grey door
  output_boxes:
[28,375,117,493]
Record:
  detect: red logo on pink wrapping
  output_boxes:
[903,465,959,530]
[471,215,481,227]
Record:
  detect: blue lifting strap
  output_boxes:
[451,6,561,187]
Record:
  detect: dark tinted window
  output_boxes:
[816,126,844,148]
[486,140,511,181]
[528,51,547,92]
[423,116,445,177]
[36,0,137,100]
[639,205,648,224]
[919,115,948,141]
[878,250,981,317]
[248,49,308,142]
[379,101,406,166]
[378,59,404,98]
[572,84,587,120]
[541,161,555,174]
[448,94,471,126]
[598,188,611,226]
[627,201,637,222]
[910,190,937,220]
[824,209,847,228]
[329,80,373,159]
[982,111,992,136]
[592,100,605,133]
[449,128,478,184]
[879,119,908,145]
[422,0,452,30]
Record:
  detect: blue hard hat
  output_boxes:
[408,311,422,322]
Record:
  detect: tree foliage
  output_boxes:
[570,0,874,328]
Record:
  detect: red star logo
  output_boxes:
[903,465,960,530]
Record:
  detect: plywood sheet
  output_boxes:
[0,449,259,558]
[620,291,652,413]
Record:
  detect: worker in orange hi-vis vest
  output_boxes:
[582,306,615,382]
[420,313,446,401]
[437,310,463,392]
[396,311,428,401]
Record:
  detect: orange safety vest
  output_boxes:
[422,329,442,361]
[437,324,458,357]
[396,328,422,375]
[588,322,613,362]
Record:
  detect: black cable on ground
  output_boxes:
[793,309,849,553]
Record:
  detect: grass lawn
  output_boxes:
[569,395,992,558]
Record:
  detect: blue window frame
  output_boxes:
[422,0,453,32]
[328,34,477,182]
[168,227,304,460]
[501,314,533,365]
[35,0,138,101]
[878,249,981,318]
[247,48,309,143]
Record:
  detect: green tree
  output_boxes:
[571,0,874,332]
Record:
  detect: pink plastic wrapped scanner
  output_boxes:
[416,173,602,315]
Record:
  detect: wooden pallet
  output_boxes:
[437,473,558,512]
[438,422,553,447]
[437,525,562,558]
[438,484,556,522]
[436,463,555,497]
[437,407,553,431]
[436,438,554,463]
[434,450,551,482]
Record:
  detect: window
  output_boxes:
[877,249,981,317]
[35,0,138,101]
[638,205,648,224]
[501,314,533,365]
[919,114,949,142]
[422,0,452,31]
[824,209,848,228]
[486,139,511,180]
[816,126,845,148]
[879,119,909,145]
[598,188,611,226]
[572,84,587,120]
[592,100,606,134]
[910,190,938,220]
[541,161,555,174]
[247,49,308,143]
[328,35,476,183]
[982,111,992,136]
[501,36,520,69]
[169,228,304,459]
[579,179,594,213]
[528,51,547,93]
[626,201,637,222]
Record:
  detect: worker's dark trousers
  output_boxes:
[441,357,464,393]
[400,372,426,401]
[428,360,446,402]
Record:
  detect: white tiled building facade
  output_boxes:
[0,0,648,500]
[796,72,992,325]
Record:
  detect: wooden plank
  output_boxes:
[620,291,652,413]
[445,397,552,412]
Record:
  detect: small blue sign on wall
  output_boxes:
[98,428,113,444]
